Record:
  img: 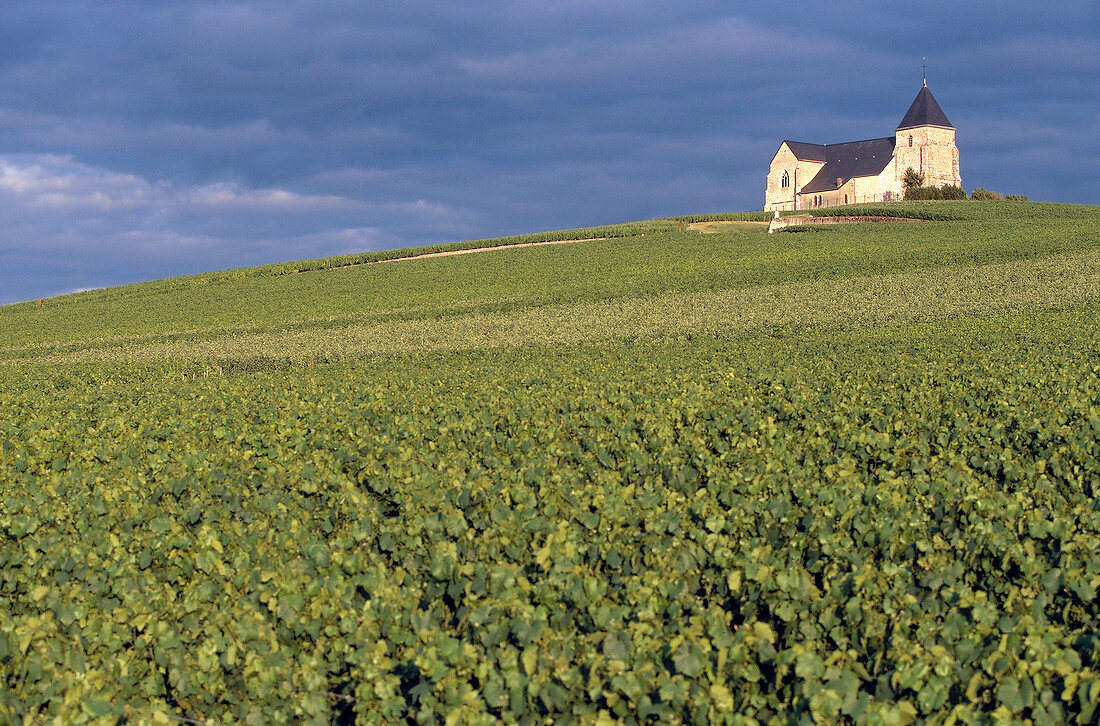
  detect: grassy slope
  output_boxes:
[3,201,1100,722]
[1,201,1097,361]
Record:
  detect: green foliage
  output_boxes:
[2,311,1100,721]
[3,202,1099,361]
[810,200,1094,223]
[904,184,966,201]
[971,187,1004,201]
[969,189,1029,202]
[811,202,965,221]
[11,246,1099,367]
[903,185,941,200]
[940,184,968,200]
[1,200,1100,722]
[666,211,773,224]
[902,167,925,190]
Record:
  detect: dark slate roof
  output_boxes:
[798,137,896,193]
[896,84,953,130]
[782,140,827,161]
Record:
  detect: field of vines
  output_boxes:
[2,202,1096,361]
[2,201,1099,723]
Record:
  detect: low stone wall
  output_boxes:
[767,214,923,234]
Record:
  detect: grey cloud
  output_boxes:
[0,1,1096,304]
[0,154,473,302]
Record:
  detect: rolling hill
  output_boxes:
[2,201,1099,723]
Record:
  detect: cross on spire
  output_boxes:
[922,57,927,87]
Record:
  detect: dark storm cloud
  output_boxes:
[0,1,1096,304]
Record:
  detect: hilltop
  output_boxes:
[2,201,1097,367]
[2,200,1100,723]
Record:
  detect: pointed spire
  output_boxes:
[897,84,953,130]
[922,57,927,87]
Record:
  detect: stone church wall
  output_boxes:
[764,92,961,210]
[851,167,900,203]
[893,127,961,189]
[765,144,825,211]
[792,167,902,209]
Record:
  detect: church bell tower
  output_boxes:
[894,81,961,192]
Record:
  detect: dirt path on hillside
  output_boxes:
[687,221,769,233]
[375,236,609,264]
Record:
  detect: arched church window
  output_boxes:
[908,135,914,147]
[781,170,790,188]
[844,194,849,204]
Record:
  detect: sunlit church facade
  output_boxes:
[765,83,961,211]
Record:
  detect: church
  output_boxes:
[764,83,961,211]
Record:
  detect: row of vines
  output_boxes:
[2,306,1099,723]
[5,203,1099,362]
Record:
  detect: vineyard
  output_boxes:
[1,201,1099,723]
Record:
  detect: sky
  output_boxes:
[1,2,1097,305]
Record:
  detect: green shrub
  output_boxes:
[902,166,925,191]
[668,212,772,223]
[907,185,966,201]
[808,202,961,221]
[971,188,1004,201]
[905,186,942,200]
[1006,194,1030,201]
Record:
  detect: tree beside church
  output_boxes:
[764,83,961,211]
